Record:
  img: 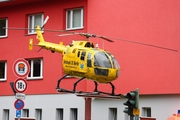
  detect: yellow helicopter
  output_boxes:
[29,24,121,96]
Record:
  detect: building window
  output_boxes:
[70,108,78,120]
[3,109,9,120]
[27,58,43,79]
[56,108,63,120]
[35,109,42,120]
[66,8,83,30]
[22,109,29,117]
[142,107,151,117]
[109,108,117,120]
[0,61,7,81]
[28,14,44,34]
[0,18,7,38]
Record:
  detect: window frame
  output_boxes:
[142,107,151,117]
[28,13,44,34]
[70,108,78,120]
[109,108,117,120]
[0,61,7,81]
[66,8,84,30]
[22,109,29,117]
[0,18,8,38]
[3,109,9,120]
[56,108,64,120]
[27,58,43,80]
[35,109,42,120]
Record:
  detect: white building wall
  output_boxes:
[1,94,180,120]
[91,95,180,120]
[0,94,85,120]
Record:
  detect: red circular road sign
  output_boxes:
[14,78,28,93]
[14,99,24,110]
[13,58,30,77]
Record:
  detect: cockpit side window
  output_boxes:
[107,53,120,69]
[94,52,112,68]
[87,53,92,67]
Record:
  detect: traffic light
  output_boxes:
[123,89,139,116]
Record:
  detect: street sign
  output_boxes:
[16,110,21,118]
[13,58,30,77]
[14,78,28,93]
[15,93,26,100]
[14,99,24,110]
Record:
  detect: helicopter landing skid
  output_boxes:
[56,74,86,93]
[56,74,121,99]
[75,92,121,99]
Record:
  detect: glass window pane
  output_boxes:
[28,16,33,33]
[0,62,5,79]
[67,11,71,28]
[28,14,43,33]
[34,14,42,27]
[0,19,6,36]
[73,9,81,28]
[3,109,9,120]
[33,59,41,77]
[27,59,42,79]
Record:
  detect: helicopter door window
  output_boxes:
[0,18,7,38]
[80,52,86,60]
[28,13,44,34]
[77,51,80,57]
[87,53,92,67]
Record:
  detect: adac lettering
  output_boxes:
[63,60,79,66]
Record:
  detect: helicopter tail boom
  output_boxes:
[29,26,66,54]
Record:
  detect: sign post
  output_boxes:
[13,58,30,120]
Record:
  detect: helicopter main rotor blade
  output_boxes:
[4,27,178,52]
[98,36,114,42]
[108,37,178,52]
[4,27,71,33]
[57,33,79,37]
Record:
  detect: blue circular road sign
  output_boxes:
[14,99,24,110]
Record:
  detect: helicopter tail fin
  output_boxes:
[36,26,45,43]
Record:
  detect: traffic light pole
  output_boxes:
[135,116,139,120]
[123,88,140,120]
[130,116,134,120]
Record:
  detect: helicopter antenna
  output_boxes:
[95,38,99,48]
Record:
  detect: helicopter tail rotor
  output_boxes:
[29,38,33,50]
[41,16,49,29]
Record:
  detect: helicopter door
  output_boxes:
[87,53,92,67]
[79,51,87,72]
